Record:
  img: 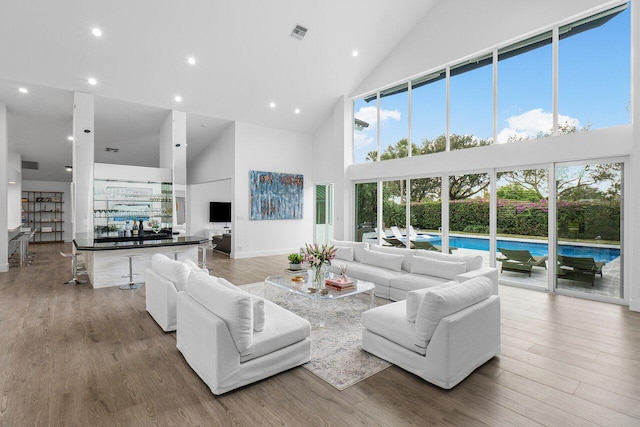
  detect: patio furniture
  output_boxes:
[557,255,604,286]
[412,240,457,254]
[383,237,410,248]
[390,226,406,241]
[497,248,548,277]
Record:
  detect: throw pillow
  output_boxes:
[411,255,466,280]
[369,244,416,272]
[187,273,254,356]
[405,281,457,322]
[151,253,191,292]
[218,278,266,332]
[330,240,368,262]
[183,258,206,274]
[334,246,354,261]
[414,276,493,349]
[360,247,404,272]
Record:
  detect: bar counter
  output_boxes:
[73,233,209,288]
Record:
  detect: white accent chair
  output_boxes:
[362,276,500,389]
[176,273,311,395]
[145,254,203,332]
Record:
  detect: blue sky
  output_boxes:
[354,7,630,163]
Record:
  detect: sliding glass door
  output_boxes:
[314,183,333,245]
[555,161,623,299]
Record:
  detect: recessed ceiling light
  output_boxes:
[87,77,97,85]
[352,50,359,57]
[67,136,74,141]
[294,108,301,114]
[18,87,28,94]
[65,165,72,172]
[8,181,16,185]
[174,95,182,102]
[187,56,196,65]
[91,27,102,37]
[269,102,276,109]
[201,123,208,127]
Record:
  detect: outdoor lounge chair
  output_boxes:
[557,255,604,286]
[497,248,548,277]
[411,240,457,254]
[390,226,406,241]
[383,237,411,248]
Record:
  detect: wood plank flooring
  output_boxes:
[1,243,640,426]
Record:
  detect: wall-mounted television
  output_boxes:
[210,202,232,223]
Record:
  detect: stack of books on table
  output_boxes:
[284,268,308,278]
[325,277,354,291]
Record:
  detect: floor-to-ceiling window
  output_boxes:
[496,168,549,288]
[353,96,377,164]
[555,161,622,299]
[411,71,446,156]
[315,183,333,245]
[382,180,405,243]
[355,182,377,243]
[409,177,442,250]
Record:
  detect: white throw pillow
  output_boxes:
[183,258,206,274]
[413,250,483,272]
[217,278,266,332]
[151,253,191,292]
[360,247,404,272]
[411,255,466,280]
[334,246,354,262]
[405,281,457,322]
[369,244,419,272]
[414,276,493,349]
[330,240,368,262]
[187,273,254,355]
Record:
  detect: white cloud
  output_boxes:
[355,106,401,128]
[497,108,580,143]
[354,132,374,149]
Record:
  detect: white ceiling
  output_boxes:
[0,0,440,181]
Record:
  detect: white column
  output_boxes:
[0,104,8,271]
[159,110,187,228]
[72,92,95,238]
[629,0,640,311]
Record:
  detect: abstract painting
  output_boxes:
[250,170,304,220]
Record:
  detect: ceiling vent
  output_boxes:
[22,160,39,170]
[105,147,119,153]
[290,25,308,40]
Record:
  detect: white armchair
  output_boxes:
[177,273,311,395]
[362,276,500,389]
[145,254,204,332]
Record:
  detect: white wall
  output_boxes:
[233,122,313,258]
[0,104,8,271]
[354,0,617,97]
[22,180,72,242]
[188,178,232,237]
[7,152,21,230]
[188,123,235,184]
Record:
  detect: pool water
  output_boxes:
[422,235,620,263]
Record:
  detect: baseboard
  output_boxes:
[630,299,640,312]
[232,248,299,259]
[0,262,8,272]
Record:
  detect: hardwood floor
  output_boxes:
[2,243,640,426]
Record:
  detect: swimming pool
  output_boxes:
[421,235,621,263]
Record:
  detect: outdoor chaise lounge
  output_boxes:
[557,255,604,286]
[497,248,548,277]
[412,240,457,254]
[383,237,409,248]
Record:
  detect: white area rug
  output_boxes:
[242,282,391,390]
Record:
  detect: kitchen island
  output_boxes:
[74,233,209,288]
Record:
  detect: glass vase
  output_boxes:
[312,264,326,290]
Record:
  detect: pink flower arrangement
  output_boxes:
[302,243,336,270]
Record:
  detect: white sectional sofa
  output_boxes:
[327,240,498,300]
[361,276,500,389]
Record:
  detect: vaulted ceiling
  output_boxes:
[0,0,440,181]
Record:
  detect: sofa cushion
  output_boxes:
[240,299,310,363]
[370,244,425,272]
[327,259,360,276]
[187,273,253,356]
[411,255,466,280]
[330,240,368,262]
[334,246,354,262]
[218,278,266,332]
[361,248,403,272]
[414,276,493,349]
[405,281,457,322]
[151,253,191,292]
[346,262,406,287]
[362,301,425,356]
[388,273,449,293]
[413,250,483,272]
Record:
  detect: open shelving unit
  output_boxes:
[21,191,64,243]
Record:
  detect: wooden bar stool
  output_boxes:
[120,254,143,290]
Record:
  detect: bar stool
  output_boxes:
[60,251,88,285]
[120,254,143,290]
[198,243,217,269]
